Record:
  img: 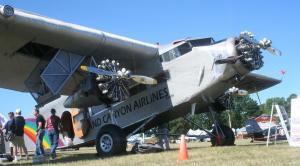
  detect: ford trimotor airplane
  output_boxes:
[0,5,281,156]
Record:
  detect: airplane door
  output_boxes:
[71,108,90,139]
[61,111,75,140]
[40,50,85,95]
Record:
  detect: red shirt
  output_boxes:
[46,115,61,132]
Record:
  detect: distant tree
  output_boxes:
[286,94,298,116]
[221,95,260,129]
[168,112,214,134]
[192,95,260,130]
[168,94,297,134]
[168,117,191,134]
[190,113,213,130]
[258,93,297,117]
[261,97,286,114]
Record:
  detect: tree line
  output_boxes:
[168,93,298,134]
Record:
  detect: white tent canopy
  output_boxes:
[187,129,208,136]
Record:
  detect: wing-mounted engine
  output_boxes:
[63,59,158,108]
[24,50,158,108]
[213,87,248,112]
[89,59,132,102]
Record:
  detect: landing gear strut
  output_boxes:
[211,124,235,146]
[209,108,235,146]
[184,107,235,146]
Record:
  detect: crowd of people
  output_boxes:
[0,108,62,162]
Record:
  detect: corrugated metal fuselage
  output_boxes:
[38,38,250,147]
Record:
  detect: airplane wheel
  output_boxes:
[96,126,126,156]
[211,125,235,146]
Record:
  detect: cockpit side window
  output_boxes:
[178,43,192,55]
[161,43,192,62]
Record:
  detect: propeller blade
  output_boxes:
[131,75,158,85]
[80,66,116,76]
[81,65,157,85]
[227,87,248,96]
[267,47,282,56]
[240,32,282,56]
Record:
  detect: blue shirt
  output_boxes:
[15,115,25,136]
[4,119,15,134]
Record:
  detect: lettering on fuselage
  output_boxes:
[91,87,170,129]
[113,87,170,119]
[91,113,111,129]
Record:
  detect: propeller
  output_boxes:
[227,86,248,96]
[80,66,157,85]
[79,59,157,103]
[80,66,115,76]
[216,86,248,110]
[240,32,281,56]
[131,75,157,85]
[215,31,281,70]
[266,47,282,56]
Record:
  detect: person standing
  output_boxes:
[14,109,29,160]
[0,123,6,154]
[3,112,17,161]
[34,109,46,157]
[157,123,170,150]
[45,109,61,159]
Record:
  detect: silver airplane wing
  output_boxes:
[0,5,161,97]
[235,73,281,93]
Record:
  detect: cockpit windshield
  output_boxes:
[160,42,192,62]
[160,37,214,62]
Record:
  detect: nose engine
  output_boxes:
[236,32,265,70]
[215,31,281,71]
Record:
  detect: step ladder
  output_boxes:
[267,104,290,146]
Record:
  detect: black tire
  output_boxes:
[211,125,235,146]
[96,126,127,156]
[119,135,127,154]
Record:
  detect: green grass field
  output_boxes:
[3,139,300,166]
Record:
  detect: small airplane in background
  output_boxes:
[0,5,281,156]
[245,114,288,142]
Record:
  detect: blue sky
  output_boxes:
[1,0,299,117]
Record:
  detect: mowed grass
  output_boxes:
[4,139,300,166]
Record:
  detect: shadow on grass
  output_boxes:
[43,153,101,165]
[236,141,287,147]
[18,147,210,165]
[4,153,104,166]
[31,151,144,165]
[6,142,276,165]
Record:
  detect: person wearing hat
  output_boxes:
[14,109,28,160]
[45,108,61,159]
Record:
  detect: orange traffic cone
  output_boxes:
[177,134,188,161]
